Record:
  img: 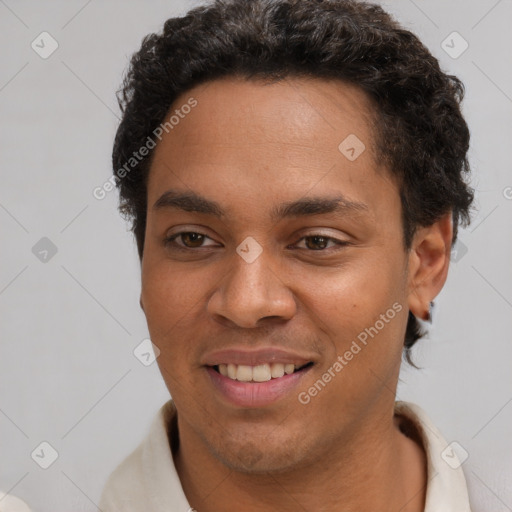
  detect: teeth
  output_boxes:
[252,364,271,382]
[236,365,253,382]
[216,362,307,382]
[284,363,295,375]
[227,363,237,379]
[270,363,285,378]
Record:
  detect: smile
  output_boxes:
[206,362,314,408]
[213,362,313,382]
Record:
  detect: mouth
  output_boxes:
[211,362,314,382]
[205,361,314,408]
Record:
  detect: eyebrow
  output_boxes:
[153,189,369,222]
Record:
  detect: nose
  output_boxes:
[207,245,297,328]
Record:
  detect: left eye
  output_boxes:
[294,235,348,251]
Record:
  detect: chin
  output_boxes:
[215,445,301,474]
[204,426,309,474]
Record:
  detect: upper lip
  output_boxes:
[201,347,316,367]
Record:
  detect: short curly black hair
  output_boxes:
[112,0,474,357]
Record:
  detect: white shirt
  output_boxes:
[99,400,472,511]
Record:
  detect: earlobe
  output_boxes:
[407,213,452,321]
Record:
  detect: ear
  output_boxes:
[139,294,145,312]
[407,212,453,321]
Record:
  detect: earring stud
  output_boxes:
[426,301,435,324]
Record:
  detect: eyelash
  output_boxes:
[163,231,349,252]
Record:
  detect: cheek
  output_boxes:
[300,278,407,428]
[305,253,408,378]
[140,256,202,368]
[141,248,208,321]
[308,254,404,323]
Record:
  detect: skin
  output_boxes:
[140,77,453,511]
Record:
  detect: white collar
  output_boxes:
[394,401,472,511]
[100,400,471,511]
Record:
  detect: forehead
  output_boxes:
[158,76,376,156]
[147,76,396,221]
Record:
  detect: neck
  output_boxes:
[173,405,427,512]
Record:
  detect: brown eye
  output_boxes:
[179,232,206,248]
[293,234,350,252]
[164,231,215,249]
[304,235,330,250]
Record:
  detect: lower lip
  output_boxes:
[206,365,312,408]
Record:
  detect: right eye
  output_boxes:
[163,231,219,250]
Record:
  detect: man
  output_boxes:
[100,0,474,510]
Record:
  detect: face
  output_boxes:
[141,77,413,473]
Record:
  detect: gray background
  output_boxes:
[1,0,511,510]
